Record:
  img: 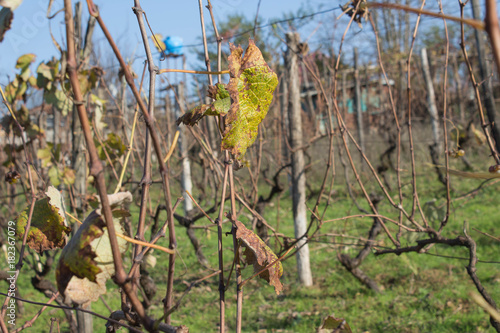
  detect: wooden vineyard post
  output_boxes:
[285,32,313,287]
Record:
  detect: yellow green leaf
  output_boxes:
[36,59,60,89]
[28,75,37,87]
[79,67,102,96]
[37,62,53,81]
[175,40,277,163]
[15,53,36,71]
[5,76,27,102]
[222,39,278,160]
[19,67,30,82]
[37,143,53,167]
[62,167,75,186]
[150,33,165,53]
[48,165,60,186]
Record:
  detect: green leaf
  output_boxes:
[56,210,103,296]
[15,186,72,253]
[4,80,16,104]
[62,167,75,186]
[5,76,27,102]
[211,96,231,115]
[36,59,60,89]
[19,67,31,82]
[16,81,27,100]
[11,105,30,135]
[87,195,100,210]
[37,143,54,168]
[26,123,44,140]
[53,143,61,162]
[235,219,283,295]
[222,40,278,160]
[49,59,60,79]
[45,88,73,116]
[106,133,125,154]
[91,94,107,132]
[48,165,61,187]
[37,62,53,80]
[78,67,102,96]
[78,72,91,96]
[15,54,36,72]
[28,75,37,87]
[206,83,231,116]
[208,83,230,101]
[94,133,126,163]
[94,138,105,161]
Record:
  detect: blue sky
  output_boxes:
[0,0,334,82]
[0,0,489,90]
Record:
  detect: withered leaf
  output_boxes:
[317,314,352,333]
[235,220,283,295]
[176,83,230,126]
[56,193,129,306]
[4,169,20,184]
[0,7,13,43]
[56,210,104,298]
[176,104,210,126]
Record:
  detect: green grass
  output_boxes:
[2,145,500,332]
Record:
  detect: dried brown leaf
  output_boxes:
[176,104,210,126]
[318,314,352,333]
[235,220,283,294]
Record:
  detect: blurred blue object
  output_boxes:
[164,36,183,55]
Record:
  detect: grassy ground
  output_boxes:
[2,140,500,332]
